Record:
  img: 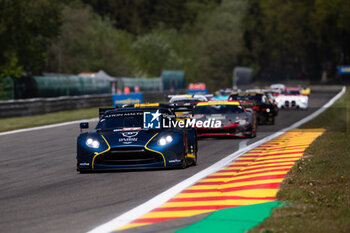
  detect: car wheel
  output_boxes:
[192,144,198,166]
[249,125,257,138]
[252,125,257,137]
[180,144,188,169]
[181,158,188,169]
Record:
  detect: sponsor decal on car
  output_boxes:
[119,131,139,144]
[121,131,139,138]
[114,128,142,132]
[168,159,181,163]
[119,137,138,144]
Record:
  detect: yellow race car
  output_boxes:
[301,87,311,96]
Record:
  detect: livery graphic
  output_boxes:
[121,132,139,138]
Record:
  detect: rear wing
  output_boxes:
[170,103,194,118]
[168,94,214,99]
[246,89,265,93]
[99,107,117,118]
[203,94,214,99]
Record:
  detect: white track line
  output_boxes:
[87,86,346,233]
[239,139,249,150]
[0,118,99,136]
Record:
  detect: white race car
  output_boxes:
[168,94,213,104]
[275,88,308,109]
[270,83,285,91]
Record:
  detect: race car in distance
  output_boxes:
[228,92,276,125]
[300,87,311,96]
[168,94,213,104]
[193,101,257,138]
[246,89,279,116]
[275,87,309,109]
[270,83,285,91]
[77,105,197,172]
[213,88,241,101]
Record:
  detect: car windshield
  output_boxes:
[171,98,205,103]
[281,90,301,95]
[229,94,264,103]
[97,109,173,129]
[194,105,244,114]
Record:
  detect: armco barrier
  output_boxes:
[0,90,185,118]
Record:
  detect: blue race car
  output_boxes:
[77,105,197,172]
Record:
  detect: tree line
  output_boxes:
[1,0,349,89]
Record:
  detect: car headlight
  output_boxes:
[301,98,307,103]
[158,135,173,146]
[275,97,282,103]
[86,138,100,148]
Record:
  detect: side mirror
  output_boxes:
[80,122,89,129]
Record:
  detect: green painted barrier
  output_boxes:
[32,74,111,97]
[117,77,162,92]
[162,70,185,91]
[0,77,15,100]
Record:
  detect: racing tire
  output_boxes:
[180,144,188,169]
[181,158,188,169]
[251,127,257,138]
[192,144,198,166]
[189,154,197,166]
[248,125,257,138]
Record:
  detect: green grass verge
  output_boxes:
[249,88,350,233]
[176,201,283,233]
[0,107,99,132]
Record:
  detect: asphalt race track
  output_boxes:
[0,89,340,233]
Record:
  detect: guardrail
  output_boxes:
[0,90,185,118]
[1,85,339,119]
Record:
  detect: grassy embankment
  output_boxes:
[250,88,350,233]
[0,107,99,132]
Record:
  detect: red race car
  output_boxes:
[193,101,257,138]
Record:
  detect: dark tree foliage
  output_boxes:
[47,2,137,77]
[242,0,350,81]
[0,0,63,77]
[82,0,221,34]
[2,0,349,85]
